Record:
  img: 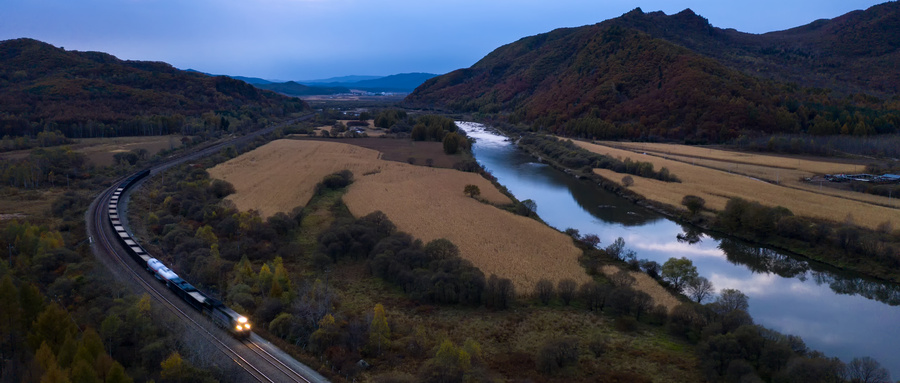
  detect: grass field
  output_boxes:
[574,141,899,230]
[0,188,62,221]
[210,139,588,292]
[74,136,177,166]
[0,135,178,167]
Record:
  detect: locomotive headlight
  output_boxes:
[244,323,251,330]
[236,325,243,331]
[238,316,248,324]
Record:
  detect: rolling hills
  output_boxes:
[404,3,900,143]
[0,38,309,138]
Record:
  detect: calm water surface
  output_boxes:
[459,121,900,375]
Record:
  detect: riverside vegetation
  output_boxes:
[115,111,894,382]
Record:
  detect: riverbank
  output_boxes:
[461,120,900,375]
[501,128,900,284]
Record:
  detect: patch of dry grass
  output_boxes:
[606,141,865,174]
[0,136,177,167]
[574,141,899,230]
[210,139,588,292]
[75,136,178,166]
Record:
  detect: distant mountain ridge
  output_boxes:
[404,2,900,143]
[237,73,440,96]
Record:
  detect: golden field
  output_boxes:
[210,139,590,293]
[574,141,900,230]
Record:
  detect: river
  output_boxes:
[458,121,900,375]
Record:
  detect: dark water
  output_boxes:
[459,121,900,375]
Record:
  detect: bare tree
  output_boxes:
[534,279,555,305]
[685,277,715,303]
[848,356,891,383]
[557,279,577,305]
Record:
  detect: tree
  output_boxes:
[463,184,481,199]
[604,237,625,260]
[536,337,580,375]
[557,279,577,306]
[848,356,891,383]
[579,281,609,312]
[621,175,634,187]
[521,199,537,215]
[535,279,554,305]
[661,257,699,293]
[712,288,749,315]
[368,303,391,355]
[105,361,133,383]
[442,132,460,154]
[685,277,715,303]
[632,291,654,321]
[682,195,706,216]
[160,352,188,382]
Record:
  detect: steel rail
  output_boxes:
[91,185,276,382]
[244,339,311,383]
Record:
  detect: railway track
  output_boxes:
[86,115,326,383]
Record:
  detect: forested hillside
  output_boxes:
[0,38,309,139]
[404,3,900,143]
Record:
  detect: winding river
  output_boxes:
[458,121,900,375]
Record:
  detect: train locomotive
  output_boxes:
[107,169,251,339]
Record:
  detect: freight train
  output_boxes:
[108,169,252,338]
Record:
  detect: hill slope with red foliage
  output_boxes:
[404,4,900,143]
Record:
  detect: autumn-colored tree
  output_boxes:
[160,352,188,382]
[368,303,391,355]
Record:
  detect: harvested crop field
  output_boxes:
[573,141,899,230]
[209,139,589,292]
[289,137,463,169]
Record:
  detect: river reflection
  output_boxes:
[459,121,900,375]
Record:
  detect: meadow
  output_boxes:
[574,141,899,230]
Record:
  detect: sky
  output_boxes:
[0,0,888,81]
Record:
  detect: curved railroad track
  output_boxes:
[86,115,327,383]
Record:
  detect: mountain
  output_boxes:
[229,75,273,85]
[0,38,309,138]
[404,4,900,142]
[302,75,382,84]
[297,72,440,92]
[350,73,440,92]
[601,4,900,95]
[253,81,350,96]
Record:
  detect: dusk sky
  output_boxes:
[0,0,887,81]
